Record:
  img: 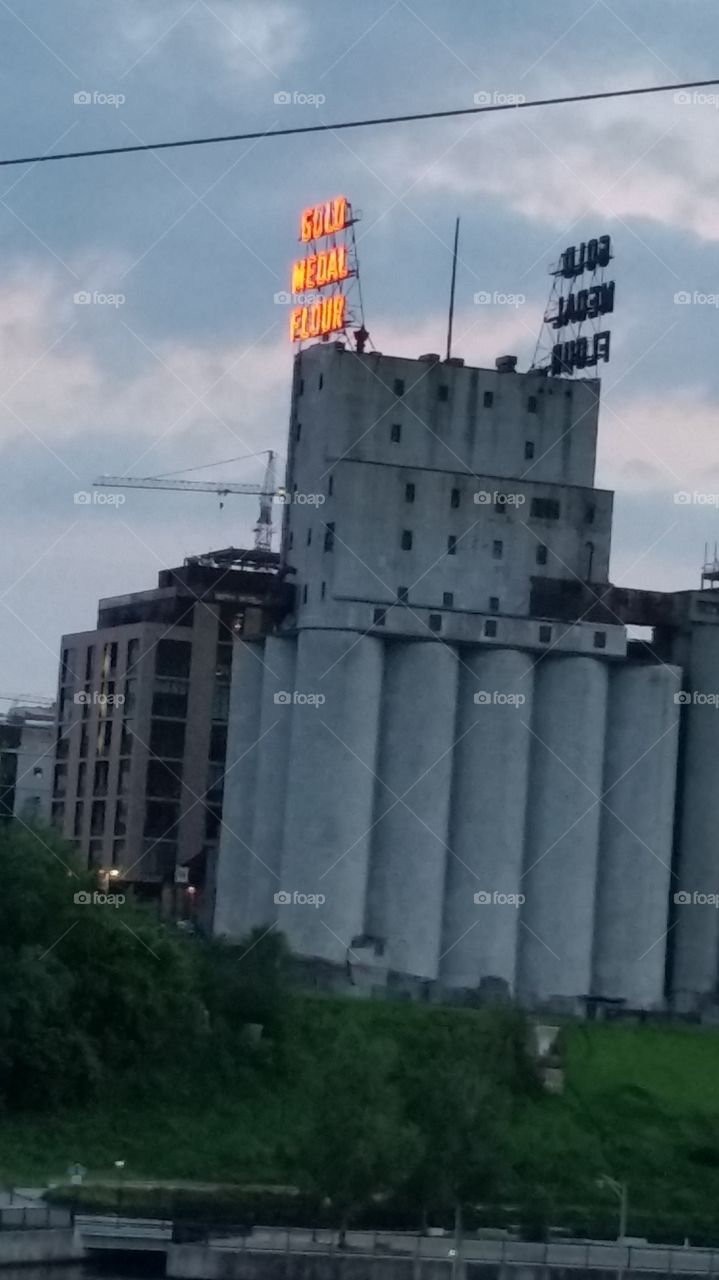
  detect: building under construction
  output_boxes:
[212,339,719,1015]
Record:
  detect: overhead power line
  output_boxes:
[1,77,718,169]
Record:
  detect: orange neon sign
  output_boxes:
[299,197,348,243]
[291,246,349,294]
[290,294,347,342]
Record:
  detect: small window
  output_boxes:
[536,544,548,566]
[483,390,494,408]
[397,586,408,603]
[306,527,312,545]
[492,540,503,560]
[328,475,334,496]
[401,530,413,551]
[299,378,305,396]
[438,384,449,402]
[405,482,415,503]
[528,395,538,413]
[450,488,460,509]
[531,497,561,520]
[443,592,454,608]
[373,608,386,626]
[539,624,552,644]
[318,374,324,390]
[489,596,500,613]
[525,441,535,460]
[288,531,294,549]
[321,581,326,599]
[296,422,302,441]
[484,619,498,638]
[302,584,308,604]
[494,495,508,513]
[324,522,335,551]
[393,377,405,396]
[390,423,402,443]
[447,535,457,555]
[586,503,596,524]
[594,631,607,649]
[428,614,442,632]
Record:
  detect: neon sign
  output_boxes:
[545,233,616,377]
[290,197,352,342]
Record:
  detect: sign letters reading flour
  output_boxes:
[547,234,616,376]
[290,197,353,343]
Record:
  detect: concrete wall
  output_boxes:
[0,1227,82,1264]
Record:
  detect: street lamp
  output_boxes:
[597,1176,628,1242]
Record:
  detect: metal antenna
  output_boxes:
[446,217,460,361]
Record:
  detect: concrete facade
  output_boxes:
[213,342,719,1012]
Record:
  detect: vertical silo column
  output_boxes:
[279,628,384,961]
[672,624,719,1007]
[440,648,535,993]
[366,641,459,980]
[243,636,298,931]
[212,639,265,938]
[518,656,608,1003]
[593,663,681,1008]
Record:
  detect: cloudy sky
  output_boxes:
[1,0,718,696]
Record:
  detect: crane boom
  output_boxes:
[94,475,276,495]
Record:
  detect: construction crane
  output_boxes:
[94,451,283,552]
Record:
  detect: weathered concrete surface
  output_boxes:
[0,1227,82,1265]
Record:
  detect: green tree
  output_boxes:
[297,1020,421,1242]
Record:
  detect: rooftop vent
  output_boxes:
[496,355,518,373]
[445,356,465,367]
[418,352,441,363]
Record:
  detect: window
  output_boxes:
[373,608,386,626]
[61,647,76,682]
[296,422,302,441]
[113,839,125,866]
[302,584,308,604]
[401,530,413,551]
[594,631,607,649]
[539,624,552,644]
[450,488,460,509]
[150,719,185,759]
[443,592,454,608]
[73,801,84,837]
[428,614,442,632]
[114,801,127,836]
[586,503,596,524]
[397,586,408,603]
[318,373,324,390]
[299,378,304,395]
[147,758,182,800]
[53,762,67,796]
[324,522,335,551]
[120,721,135,755]
[144,800,179,839]
[528,395,538,413]
[77,761,87,795]
[489,596,500,613]
[93,761,109,796]
[438,384,449,402]
[321,581,326,600]
[306,527,312,547]
[96,720,112,757]
[288,531,294,550]
[123,677,137,716]
[118,759,131,795]
[494,495,508,513]
[484,619,498,638]
[51,801,65,827]
[405,482,415,503]
[90,800,105,837]
[390,422,402,443]
[152,678,188,719]
[492,540,503,560]
[531,497,561,520]
[536,544,548,566]
[102,641,118,676]
[209,724,227,763]
[85,647,94,682]
[393,377,405,396]
[447,535,457,555]
[525,441,535,460]
[483,390,494,408]
[156,639,191,679]
[328,475,334,496]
